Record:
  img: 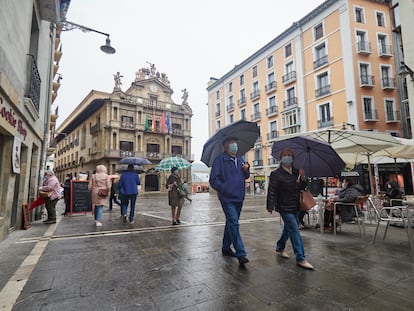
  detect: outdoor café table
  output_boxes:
[393,200,414,250]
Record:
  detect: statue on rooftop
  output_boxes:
[113,72,123,89]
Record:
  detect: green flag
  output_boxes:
[144,113,148,132]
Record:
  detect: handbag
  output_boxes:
[98,188,109,197]
[299,190,316,211]
[178,184,186,197]
[39,190,52,198]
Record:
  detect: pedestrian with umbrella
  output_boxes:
[118,164,141,224]
[209,137,251,266]
[166,167,185,225]
[266,148,314,270]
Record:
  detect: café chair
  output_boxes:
[333,195,369,237]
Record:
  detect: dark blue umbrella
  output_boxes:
[271,136,345,178]
[201,120,260,167]
[118,157,151,165]
[116,165,145,174]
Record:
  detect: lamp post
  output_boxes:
[59,20,116,54]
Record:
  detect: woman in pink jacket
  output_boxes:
[39,170,61,224]
[88,165,111,227]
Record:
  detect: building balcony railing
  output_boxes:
[282,71,296,84]
[267,131,279,141]
[120,122,135,129]
[25,54,41,112]
[146,152,162,159]
[382,77,396,90]
[238,97,247,106]
[265,81,277,93]
[266,105,278,116]
[313,55,328,69]
[283,97,298,109]
[250,90,260,100]
[379,44,392,57]
[363,110,378,121]
[357,41,371,54]
[268,157,278,166]
[360,75,375,87]
[215,111,221,117]
[315,85,331,98]
[252,159,263,167]
[386,110,400,123]
[226,103,235,112]
[120,150,134,157]
[90,123,101,134]
[318,118,334,129]
[251,112,261,121]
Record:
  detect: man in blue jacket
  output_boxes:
[209,137,250,265]
[119,164,141,224]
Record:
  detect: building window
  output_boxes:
[252,65,258,78]
[240,74,244,86]
[216,90,220,100]
[314,23,324,41]
[229,95,234,105]
[285,87,296,108]
[216,120,221,130]
[228,82,233,92]
[268,120,278,140]
[147,143,160,153]
[318,103,332,128]
[252,102,261,121]
[216,103,221,117]
[360,63,373,85]
[239,89,246,103]
[121,116,133,127]
[363,97,376,120]
[355,7,365,23]
[229,114,234,123]
[376,11,385,27]
[120,141,134,154]
[282,108,300,134]
[385,99,397,122]
[240,109,246,120]
[381,66,393,88]
[267,72,275,84]
[253,81,259,92]
[269,96,276,108]
[267,55,274,68]
[316,71,330,97]
[172,145,182,156]
[378,34,391,55]
[285,43,292,57]
[314,43,328,69]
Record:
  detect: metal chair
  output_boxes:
[371,201,414,251]
[333,195,368,237]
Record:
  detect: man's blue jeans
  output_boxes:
[221,201,247,258]
[121,194,137,221]
[94,205,103,221]
[277,212,306,262]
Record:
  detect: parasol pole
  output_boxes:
[367,154,375,195]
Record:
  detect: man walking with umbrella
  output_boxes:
[209,137,250,265]
[119,164,141,224]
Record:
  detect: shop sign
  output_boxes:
[0,95,27,140]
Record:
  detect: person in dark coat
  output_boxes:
[62,173,72,216]
[324,177,365,229]
[209,137,250,266]
[118,164,141,224]
[266,148,314,270]
[166,167,185,225]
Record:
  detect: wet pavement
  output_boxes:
[1,193,414,310]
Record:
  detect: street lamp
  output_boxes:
[59,20,116,54]
[398,61,414,81]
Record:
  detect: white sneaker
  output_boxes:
[129,219,135,224]
[96,221,102,227]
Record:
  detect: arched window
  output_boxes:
[112,132,117,150]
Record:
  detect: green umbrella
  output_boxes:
[155,156,191,172]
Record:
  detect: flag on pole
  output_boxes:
[144,113,149,132]
[160,112,166,133]
[152,109,156,132]
[166,112,171,134]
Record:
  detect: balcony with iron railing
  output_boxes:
[318,117,334,128]
[267,130,279,141]
[268,157,279,166]
[315,85,331,98]
[251,112,261,121]
[313,55,328,69]
[360,75,375,87]
[266,105,278,116]
[283,97,298,109]
[282,71,296,84]
[226,103,235,112]
[90,123,101,134]
[250,89,260,100]
[363,109,378,121]
[120,122,135,129]
[120,150,134,157]
[386,110,400,123]
[253,159,263,167]
[379,44,392,57]
[146,152,162,159]
[265,81,277,93]
[25,54,41,112]
[238,97,247,106]
[382,77,396,90]
[357,41,371,54]
[215,110,221,117]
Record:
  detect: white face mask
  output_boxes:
[228,143,238,154]
[281,155,293,166]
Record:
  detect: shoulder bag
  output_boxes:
[299,190,316,211]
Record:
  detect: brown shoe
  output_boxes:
[276,250,290,259]
[297,260,314,270]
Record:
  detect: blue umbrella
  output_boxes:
[201,120,260,167]
[118,157,151,165]
[271,136,345,178]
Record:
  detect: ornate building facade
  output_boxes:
[54,64,193,192]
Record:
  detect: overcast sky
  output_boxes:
[55,0,326,162]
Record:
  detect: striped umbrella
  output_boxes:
[155,157,191,172]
